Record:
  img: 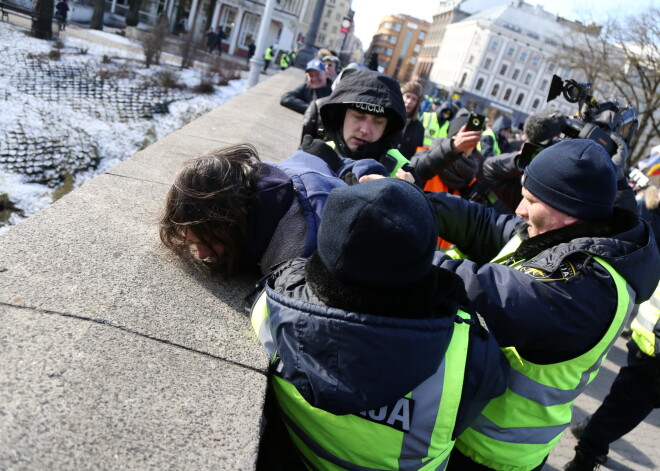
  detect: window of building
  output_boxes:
[468,55,474,64]
[414,44,421,52]
[459,72,467,87]
[322,22,328,31]
[540,79,548,90]
[332,26,337,34]
[531,55,540,66]
[325,8,331,17]
[317,33,325,44]
[476,77,484,90]
[239,13,259,47]
[547,61,556,72]
[336,13,341,21]
[532,98,540,109]
[393,22,402,32]
[524,72,533,85]
[219,6,237,41]
[499,64,508,75]
[506,46,515,56]
[410,56,417,64]
[418,31,425,40]
[389,35,397,44]
[512,68,520,80]
[519,51,527,61]
[491,83,500,97]
[483,57,492,70]
[503,88,512,101]
[385,47,393,56]
[490,39,500,51]
[384,22,392,29]
[516,93,524,106]
[474,34,481,45]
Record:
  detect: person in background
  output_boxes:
[214,26,224,56]
[420,99,454,149]
[263,45,274,73]
[55,0,69,31]
[279,51,291,70]
[247,41,256,66]
[415,138,660,471]
[280,59,332,114]
[251,177,508,470]
[478,116,513,157]
[397,81,425,158]
[322,55,341,82]
[205,28,217,53]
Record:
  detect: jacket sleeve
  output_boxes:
[436,254,619,364]
[410,137,460,183]
[479,134,496,158]
[280,83,311,114]
[481,151,524,213]
[427,191,519,264]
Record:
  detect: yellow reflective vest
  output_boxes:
[631,282,660,357]
[421,112,449,148]
[251,290,473,470]
[476,128,501,156]
[456,235,634,471]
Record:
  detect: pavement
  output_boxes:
[1,13,659,471]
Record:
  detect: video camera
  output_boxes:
[544,74,638,156]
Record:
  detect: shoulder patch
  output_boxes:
[515,259,578,282]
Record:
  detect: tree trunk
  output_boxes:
[32,0,54,39]
[90,0,105,30]
[125,0,142,27]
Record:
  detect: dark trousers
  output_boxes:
[263,59,271,72]
[577,340,660,457]
[447,448,546,471]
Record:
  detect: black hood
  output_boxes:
[320,69,405,158]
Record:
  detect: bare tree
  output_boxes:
[554,7,660,165]
[141,12,168,67]
[32,0,54,39]
[125,0,142,27]
[90,0,105,30]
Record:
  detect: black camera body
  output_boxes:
[546,74,638,156]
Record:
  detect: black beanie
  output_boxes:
[523,139,616,221]
[316,178,437,287]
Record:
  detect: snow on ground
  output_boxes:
[0,21,247,233]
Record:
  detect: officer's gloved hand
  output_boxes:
[610,132,637,212]
[300,134,341,172]
[352,139,389,162]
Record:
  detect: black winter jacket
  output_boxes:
[280,81,332,114]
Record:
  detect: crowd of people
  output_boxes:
[159,48,660,471]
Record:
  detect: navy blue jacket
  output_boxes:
[264,258,508,438]
[428,191,660,364]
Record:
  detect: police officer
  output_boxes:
[477,116,512,157]
[279,51,291,70]
[263,45,274,72]
[251,177,508,470]
[564,282,660,470]
[420,99,453,149]
[416,139,660,471]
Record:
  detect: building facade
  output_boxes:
[427,1,599,124]
[367,14,430,83]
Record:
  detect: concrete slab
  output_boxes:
[0,174,267,372]
[0,304,265,470]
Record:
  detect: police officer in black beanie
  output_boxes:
[418,138,660,471]
[250,178,507,469]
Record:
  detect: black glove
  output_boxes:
[300,135,342,173]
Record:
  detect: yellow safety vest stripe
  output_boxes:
[631,283,660,357]
[476,128,501,155]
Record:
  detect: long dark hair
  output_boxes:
[159,144,264,275]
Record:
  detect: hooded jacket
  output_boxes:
[479,116,512,157]
[428,192,660,364]
[319,69,406,161]
[261,257,508,436]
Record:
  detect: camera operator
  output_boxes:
[481,106,637,214]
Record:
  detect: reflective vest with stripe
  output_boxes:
[476,129,501,155]
[251,290,473,471]
[456,235,634,471]
[631,282,660,357]
[421,112,449,148]
[326,141,411,179]
[264,47,273,60]
[280,53,291,68]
